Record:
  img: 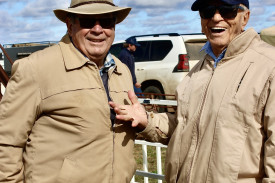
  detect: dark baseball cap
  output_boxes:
[125,37,141,47]
[191,0,249,11]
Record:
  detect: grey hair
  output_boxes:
[240,4,249,11]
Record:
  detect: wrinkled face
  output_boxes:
[66,14,116,67]
[200,1,250,56]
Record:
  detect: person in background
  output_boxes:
[110,0,275,182]
[119,37,142,95]
[0,0,138,182]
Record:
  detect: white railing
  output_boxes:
[0,60,4,68]
[138,98,177,107]
[0,82,5,96]
[130,97,175,183]
[131,140,167,183]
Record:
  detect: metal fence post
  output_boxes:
[156,146,163,183]
[142,144,149,183]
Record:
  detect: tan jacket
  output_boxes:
[141,28,275,183]
[0,34,136,183]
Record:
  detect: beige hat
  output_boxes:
[53,0,131,24]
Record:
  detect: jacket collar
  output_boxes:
[225,28,260,58]
[58,34,122,74]
[203,28,260,67]
[59,34,90,70]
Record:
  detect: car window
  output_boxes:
[185,41,206,60]
[134,41,150,62]
[110,41,150,62]
[111,39,173,62]
[134,40,173,62]
[109,43,123,58]
[150,40,173,61]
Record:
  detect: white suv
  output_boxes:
[110,33,207,99]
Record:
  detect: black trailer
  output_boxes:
[3,41,57,76]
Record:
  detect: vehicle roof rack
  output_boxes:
[127,33,204,39]
[131,33,180,38]
[180,33,204,35]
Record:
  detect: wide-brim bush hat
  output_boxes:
[54,0,131,24]
[191,0,249,11]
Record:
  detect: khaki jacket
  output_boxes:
[141,28,275,183]
[0,34,136,183]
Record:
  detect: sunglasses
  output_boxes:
[199,5,245,19]
[77,17,116,29]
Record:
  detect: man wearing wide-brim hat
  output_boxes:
[0,0,138,183]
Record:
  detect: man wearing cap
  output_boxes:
[0,0,138,183]
[110,0,275,182]
[119,37,142,94]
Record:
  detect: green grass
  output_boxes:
[133,144,167,183]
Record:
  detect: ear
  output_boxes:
[241,10,250,31]
[65,17,73,36]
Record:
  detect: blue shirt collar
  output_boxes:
[99,53,116,76]
[201,41,226,68]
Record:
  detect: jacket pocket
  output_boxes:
[56,157,77,183]
[207,107,250,183]
[234,62,252,96]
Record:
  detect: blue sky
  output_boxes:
[0,0,274,46]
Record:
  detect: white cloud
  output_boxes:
[119,0,191,16]
[0,0,275,44]
[267,12,275,21]
[263,0,275,5]
[18,0,69,17]
[250,6,265,16]
[143,15,187,27]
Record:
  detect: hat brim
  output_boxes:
[191,0,249,11]
[53,4,131,24]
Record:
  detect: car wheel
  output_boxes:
[143,86,166,112]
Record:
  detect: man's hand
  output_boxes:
[109,90,148,130]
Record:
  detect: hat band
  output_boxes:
[70,1,116,8]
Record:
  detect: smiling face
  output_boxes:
[200,1,250,56]
[66,14,115,67]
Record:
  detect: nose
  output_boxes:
[212,10,223,21]
[90,20,103,33]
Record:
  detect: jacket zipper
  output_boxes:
[88,62,116,183]
[187,67,215,183]
[108,67,116,183]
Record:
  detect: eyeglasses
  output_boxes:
[77,17,116,29]
[199,5,245,19]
